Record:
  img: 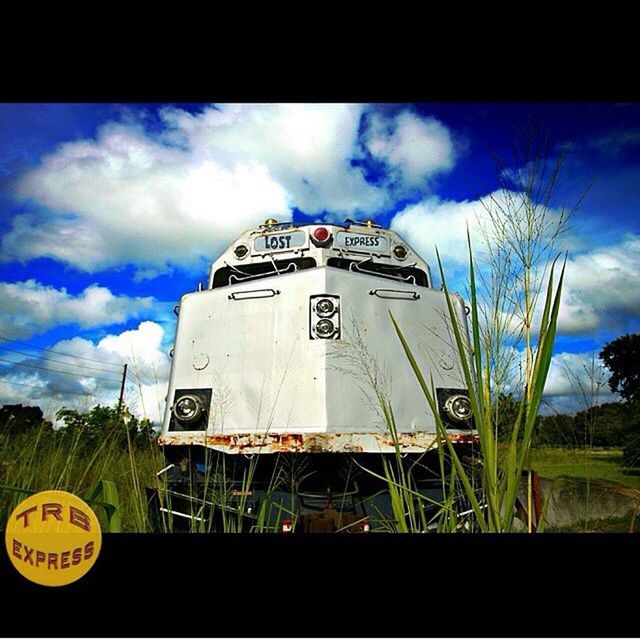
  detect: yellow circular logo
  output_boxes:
[4,490,102,587]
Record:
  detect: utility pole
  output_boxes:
[117,363,128,419]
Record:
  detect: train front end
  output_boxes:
[151,219,477,531]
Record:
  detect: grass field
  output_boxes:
[1,424,639,532]
[531,447,640,490]
[0,423,163,533]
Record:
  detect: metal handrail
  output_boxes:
[349,260,416,284]
[228,288,281,301]
[228,261,297,285]
[369,288,420,300]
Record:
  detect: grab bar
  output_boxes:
[369,288,420,300]
[228,262,297,285]
[349,260,416,285]
[228,288,281,301]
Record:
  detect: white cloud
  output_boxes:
[0,280,156,339]
[501,234,640,338]
[391,189,577,269]
[5,117,291,273]
[390,194,485,269]
[391,191,640,338]
[558,233,640,336]
[544,351,611,398]
[0,321,171,423]
[363,111,456,187]
[482,347,616,415]
[96,321,171,422]
[540,350,618,415]
[2,104,459,274]
[160,103,386,215]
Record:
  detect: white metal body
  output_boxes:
[159,222,474,454]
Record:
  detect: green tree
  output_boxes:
[600,334,640,461]
[55,404,156,451]
[573,402,635,448]
[0,404,52,434]
[599,333,640,403]
[536,412,578,447]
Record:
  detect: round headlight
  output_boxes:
[315,319,336,338]
[393,244,408,260]
[173,394,204,423]
[444,394,472,422]
[234,244,249,259]
[315,298,336,317]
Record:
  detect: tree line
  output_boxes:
[495,333,640,465]
[493,394,639,449]
[0,403,156,452]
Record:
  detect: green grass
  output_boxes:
[0,422,163,532]
[3,416,638,534]
[531,447,640,490]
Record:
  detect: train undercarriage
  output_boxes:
[146,442,481,533]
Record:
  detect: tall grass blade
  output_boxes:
[87,479,123,533]
[389,312,488,531]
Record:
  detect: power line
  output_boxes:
[0,334,124,368]
[0,356,122,384]
[0,345,125,375]
[0,378,97,396]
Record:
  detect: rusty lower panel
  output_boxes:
[157,430,479,454]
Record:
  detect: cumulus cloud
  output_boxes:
[362,111,456,187]
[0,280,156,339]
[480,347,615,415]
[544,351,611,398]
[0,321,171,423]
[5,118,291,273]
[391,189,576,268]
[2,104,458,274]
[499,234,640,339]
[95,320,171,422]
[558,234,640,336]
[540,350,618,415]
[159,103,387,215]
[390,194,486,269]
[390,191,640,338]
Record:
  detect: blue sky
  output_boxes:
[1,103,639,421]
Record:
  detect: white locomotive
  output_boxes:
[152,218,477,531]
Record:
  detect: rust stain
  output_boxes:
[449,433,480,444]
[158,429,477,454]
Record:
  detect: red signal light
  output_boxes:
[312,226,331,245]
[282,519,293,533]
